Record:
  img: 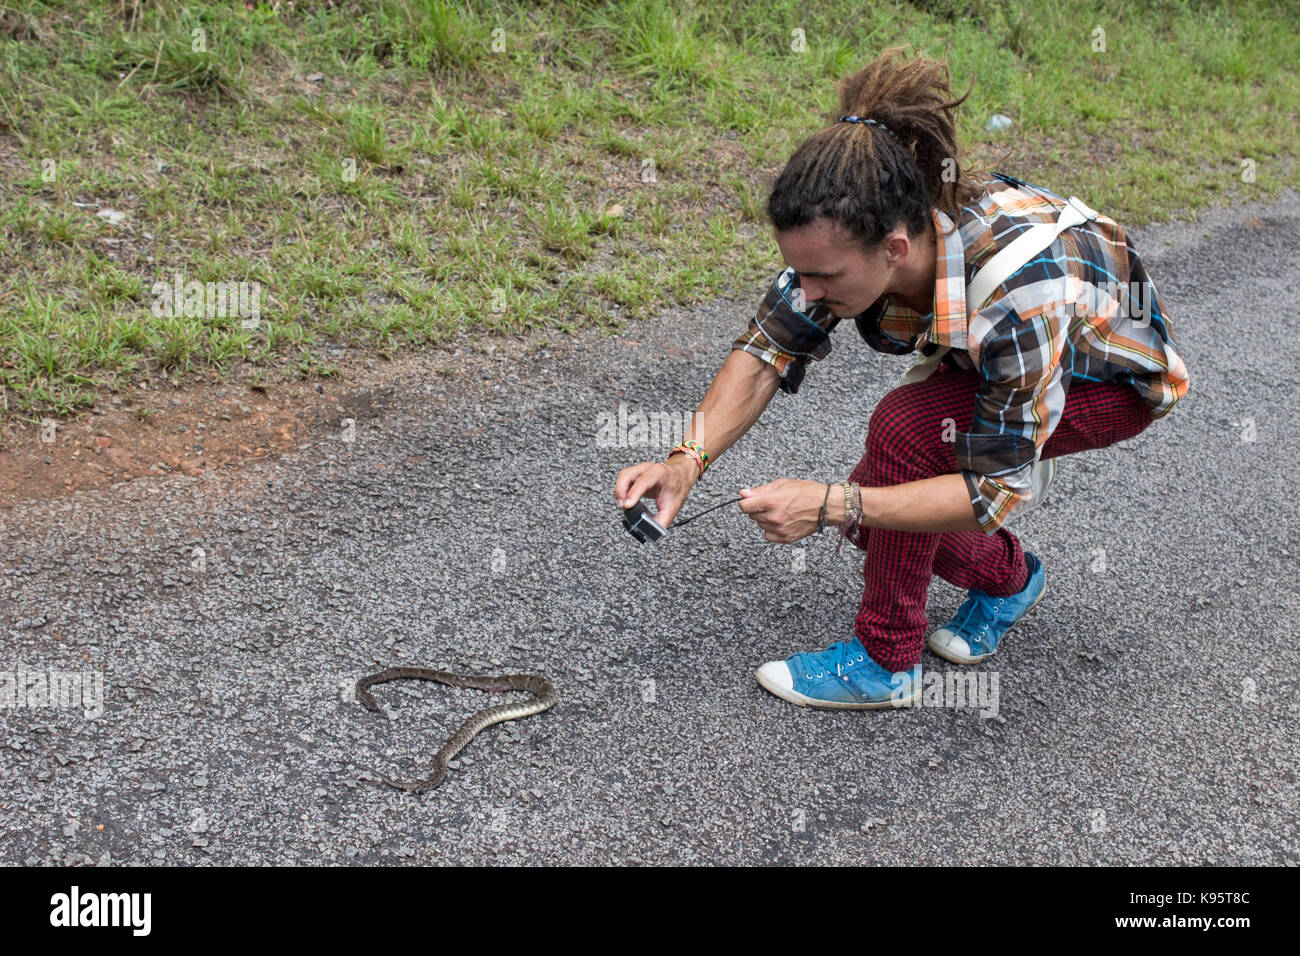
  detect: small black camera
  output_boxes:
[621,500,668,544]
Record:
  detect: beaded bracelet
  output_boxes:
[668,439,709,478]
[835,481,864,554]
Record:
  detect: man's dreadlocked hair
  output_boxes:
[766,47,984,250]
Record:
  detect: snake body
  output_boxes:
[355,666,556,793]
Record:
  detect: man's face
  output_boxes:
[774,217,893,319]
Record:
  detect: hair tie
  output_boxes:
[837,114,899,142]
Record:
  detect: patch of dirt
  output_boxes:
[0,343,503,508]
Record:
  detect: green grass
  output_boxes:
[0,0,1297,420]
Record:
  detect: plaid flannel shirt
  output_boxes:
[731,171,1190,532]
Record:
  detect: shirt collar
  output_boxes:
[869,208,968,350]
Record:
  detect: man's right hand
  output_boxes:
[614,455,699,529]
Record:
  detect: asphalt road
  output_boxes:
[2,189,1297,866]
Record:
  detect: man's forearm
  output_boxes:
[681,349,782,463]
[824,472,982,534]
[864,473,982,532]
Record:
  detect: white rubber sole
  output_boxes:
[927,582,1047,665]
[754,662,919,710]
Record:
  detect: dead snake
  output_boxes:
[354,666,556,792]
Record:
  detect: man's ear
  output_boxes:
[883,227,912,266]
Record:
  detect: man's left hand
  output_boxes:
[738,479,830,543]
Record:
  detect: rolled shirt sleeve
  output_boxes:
[731,268,841,395]
[956,288,1069,533]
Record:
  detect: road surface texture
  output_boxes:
[2,189,1297,866]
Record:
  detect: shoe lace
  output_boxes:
[803,640,865,680]
[829,640,865,678]
[953,591,1005,637]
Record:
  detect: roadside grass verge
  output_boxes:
[0,0,1296,420]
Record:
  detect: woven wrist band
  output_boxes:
[668,440,709,477]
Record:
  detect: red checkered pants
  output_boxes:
[847,365,1154,672]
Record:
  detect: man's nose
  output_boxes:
[799,280,826,304]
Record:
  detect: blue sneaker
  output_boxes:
[927,552,1046,664]
[755,636,920,709]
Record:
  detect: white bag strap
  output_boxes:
[897,195,1099,386]
[964,195,1099,313]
